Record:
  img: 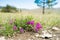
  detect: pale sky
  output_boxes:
[0,0,60,9]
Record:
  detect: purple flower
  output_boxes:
[36,22,42,29]
[27,20,34,26]
[35,22,42,32]
[20,27,24,33]
[27,21,30,24]
[13,25,17,30]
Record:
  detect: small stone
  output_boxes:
[45,37,49,39]
[39,34,52,39]
[39,30,52,38]
[0,36,6,40]
[18,39,21,40]
[52,27,60,31]
[39,35,45,38]
[53,34,56,37]
[28,38,33,40]
[45,33,52,38]
[6,37,13,40]
[48,30,52,34]
[31,36,35,39]
[34,33,40,37]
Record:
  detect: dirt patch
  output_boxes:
[6,32,35,40]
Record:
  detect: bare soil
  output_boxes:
[4,31,60,40]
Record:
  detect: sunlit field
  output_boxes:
[0,0,60,40]
[0,12,60,29]
[0,12,60,40]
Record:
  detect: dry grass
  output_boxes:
[0,12,60,29]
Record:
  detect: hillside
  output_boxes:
[20,8,60,14]
[0,7,60,14]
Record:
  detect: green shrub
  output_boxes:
[1,15,60,36]
[1,5,18,13]
[0,16,35,36]
[14,16,34,31]
[0,23,14,36]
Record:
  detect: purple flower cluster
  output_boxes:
[27,20,34,26]
[12,20,42,33]
[13,25,17,30]
[20,27,24,33]
[13,25,24,33]
[27,20,42,32]
[35,22,42,32]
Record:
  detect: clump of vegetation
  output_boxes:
[1,5,18,13]
[0,13,60,37]
[0,16,42,37]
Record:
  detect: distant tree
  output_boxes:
[34,0,57,14]
[1,5,18,12]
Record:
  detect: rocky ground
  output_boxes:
[0,32,60,40]
[0,27,60,40]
